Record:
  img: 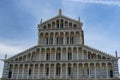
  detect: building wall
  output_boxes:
[6,61,113,79]
[3,46,116,79]
[2,14,119,79]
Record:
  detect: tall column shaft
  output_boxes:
[55,49,56,61]
[53,33,55,45]
[94,63,96,78]
[61,48,62,60]
[77,64,79,79]
[54,64,56,79]
[82,64,84,79]
[48,33,50,45]
[44,49,46,61]
[12,64,14,79]
[71,64,73,78]
[72,48,73,60]
[49,64,51,79]
[50,49,51,61]
[69,32,70,44]
[27,64,30,79]
[43,64,45,78]
[63,32,65,44]
[66,48,68,60]
[66,64,68,79]
[82,49,84,60]
[39,49,41,61]
[106,63,108,78]
[32,64,35,79]
[60,64,62,78]
[16,64,20,79]
[22,65,25,79]
[77,48,79,60]
[88,64,90,78]
[38,65,40,79]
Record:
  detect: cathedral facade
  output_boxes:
[2,10,119,80]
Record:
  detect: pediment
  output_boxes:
[38,14,82,28]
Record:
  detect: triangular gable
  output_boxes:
[38,14,80,27]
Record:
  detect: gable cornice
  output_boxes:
[38,14,81,27]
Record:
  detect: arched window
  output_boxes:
[70,36,74,44]
[46,37,49,45]
[60,37,63,44]
[56,37,59,44]
[8,69,12,78]
[46,67,49,76]
[87,68,89,75]
[68,66,71,76]
[46,53,50,60]
[67,37,69,44]
[68,52,72,60]
[56,52,61,60]
[29,69,31,75]
[56,64,60,76]
[110,70,113,78]
[43,25,46,29]
[49,37,53,44]
[88,53,91,59]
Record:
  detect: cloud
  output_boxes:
[0,43,23,58]
[67,0,120,7]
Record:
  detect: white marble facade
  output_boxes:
[2,9,119,80]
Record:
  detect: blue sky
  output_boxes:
[0,0,120,78]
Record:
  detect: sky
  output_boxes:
[0,0,120,78]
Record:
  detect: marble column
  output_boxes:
[61,48,62,61]
[72,48,73,60]
[82,49,84,60]
[32,64,35,79]
[50,49,51,61]
[16,64,20,79]
[53,32,55,45]
[88,63,90,78]
[12,64,15,79]
[27,64,30,79]
[38,64,40,79]
[71,64,73,78]
[43,64,45,78]
[39,49,41,61]
[94,63,96,78]
[49,64,51,79]
[82,63,84,79]
[77,48,79,60]
[69,32,70,44]
[66,48,68,60]
[55,49,56,61]
[22,64,25,79]
[106,63,108,78]
[63,32,65,44]
[77,64,79,79]
[44,49,46,61]
[60,64,62,78]
[66,63,68,79]
[54,64,56,79]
